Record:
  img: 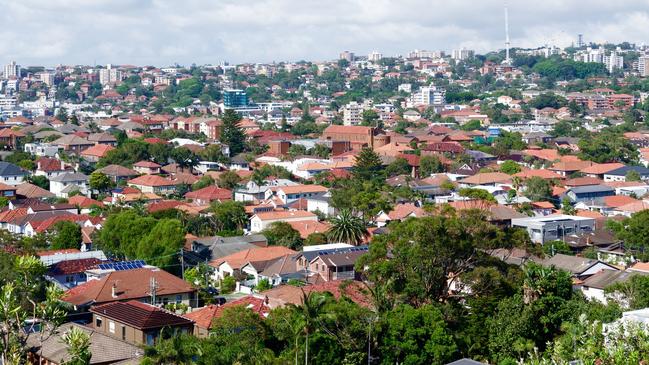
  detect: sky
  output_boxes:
[2,0,649,67]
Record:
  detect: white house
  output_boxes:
[49,172,89,198]
[0,162,27,186]
[249,210,318,232]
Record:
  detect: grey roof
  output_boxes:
[568,185,615,195]
[299,245,369,263]
[50,172,89,183]
[33,130,63,139]
[52,134,93,146]
[606,165,649,177]
[581,270,647,290]
[27,322,142,364]
[0,162,26,176]
[186,235,268,264]
[541,253,616,275]
[55,124,90,134]
[97,164,139,177]
[446,360,488,365]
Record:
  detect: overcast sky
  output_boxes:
[2,0,649,67]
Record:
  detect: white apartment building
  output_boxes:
[98,64,122,86]
[342,101,364,126]
[409,85,446,107]
[451,49,475,61]
[3,61,20,79]
[408,49,444,59]
[638,56,649,77]
[368,51,383,62]
[603,51,624,73]
[39,72,55,86]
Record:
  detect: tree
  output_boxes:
[353,147,383,180]
[49,221,82,250]
[289,291,328,365]
[142,334,202,365]
[458,188,496,203]
[523,176,553,202]
[171,147,199,173]
[361,109,381,128]
[217,170,241,189]
[256,278,272,291]
[262,222,303,250]
[500,160,522,175]
[136,219,185,270]
[28,175,49,190]
[359,211,529,306]
[460,119,482,131]
[211,200,247,233]
[304,232,327,246]
[327,209,367,246]
[529,93,565,109]
[626,169,642,182]
[220,109,246,155]
[419,155,444,176]
[192,175,215,191]
[379,304,457,365]
[61,327,91,365]
[561,197,575,215]
[385,157,411,177]
[88,171,113,192]
[578,130,639,164]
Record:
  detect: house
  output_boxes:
[16,182,55,199]
[62,267,196,310]
[52,134,95,154]
[0,183,17,200]
[581,163,625,179]
[580,270,646,303]
[307,249,366,282]
[239,253,302,287]
[35,157,71,178]
[321,125,376,149]
[446,359,488,365]
[184,185,232,205]
[80,144,115,162]
[0,162,27,185]
[260,280,371,308]
[183,296,271,338]
[287,220,331,239]
[603,165,649,182]
[564,185,616,203]
[49,172,89,198]
[459,172,511,187]
[273,184,328,204]
[375,202,426,226]
[183,234,268,266]
[27,322,143,365]
[87,132,118,146]
[548,159,593,177]
[90,300,194,346]
[539,253,618,280]
[47,257,103,289]
[511,215,596,244]
[127,175,177,195]
[96,164,139,183]
[0,128,25,149]
[133,160,162,175]
[249,210,318,232]
[210,246,296,282]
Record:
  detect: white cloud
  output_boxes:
[1,0,649,66]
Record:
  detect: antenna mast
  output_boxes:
[504,1,511,65]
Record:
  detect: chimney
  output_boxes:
[111,283,117,298]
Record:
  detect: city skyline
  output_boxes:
[2,0,649,66]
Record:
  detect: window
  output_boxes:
[121,326,126,340]
[95,316,102,328]
[109,321,115,334]
[176,295,182,304]
[65,275,74,283]
[321,265,325,272]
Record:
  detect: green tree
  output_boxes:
[353,147,383,180]
[523,176,553,202]
[379,304,457,365]
[256,278,272,291]
[220,275,236,294]
[578,130,639,164]
[500,160,522,175]
[211,201,247,233]
[304,232,327,246]
[171,147,199,173]
[561,197,575,215]
[88,171,114,192]
[136,219,185,269]
[61,326,92,365]
[262,221,303,250]
[385,157,411,177]
[217,170,241,189]
[626,169,642,182]
[142,334,202,365]
[28,175,49,190]
[460,119,482,131]
[419,155,444,176]
[192,175,215,191]
[220,109,246,155]
[327,209,367,245]
[458,188,496,203]
[49,221,82,250]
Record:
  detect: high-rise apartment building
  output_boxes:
[368,51,383,62]
[223,89,248,108]
[452,49,475,61]
[638,56,649,77]
[339,51,355,62]
[3,61,20,79]
[98,64,122,86]
[409,86,446,107]
[603,51,624,73]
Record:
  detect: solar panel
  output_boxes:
[96,260,146,271]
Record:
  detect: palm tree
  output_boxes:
[327,209,367,246]
[289,291,328,365]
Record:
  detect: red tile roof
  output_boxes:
[91,300,193,329]
[49,258,103,275]
[183,296,270,329]
[80,144,114,158]
[128,175,175,187]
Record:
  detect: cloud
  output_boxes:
[1,0,649,66]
